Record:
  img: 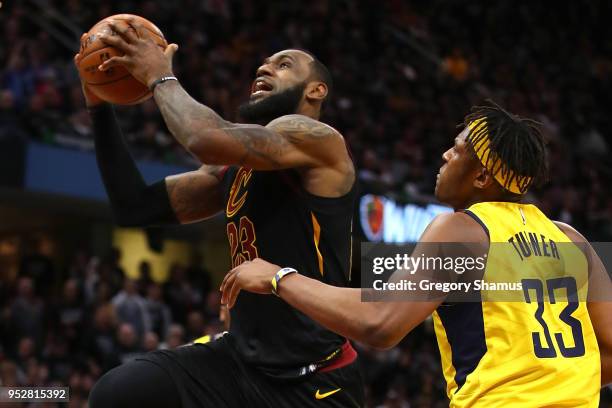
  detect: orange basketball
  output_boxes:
[77,14,168,105]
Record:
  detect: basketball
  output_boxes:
[77,14,168,105]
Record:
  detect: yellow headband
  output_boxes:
[467,118,532,195]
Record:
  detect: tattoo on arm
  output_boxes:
[153,81,336,168]
[225,125,290,168]
[226,115,336,168]
[154,81,229,149]
[267,115,335,143]
[165,165,225,223]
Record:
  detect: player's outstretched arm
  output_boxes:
[96,19,351,175]
[74,50,224,226]
[221,213,484,349]
[221,258,433,350]
[88,103,225,226]
[74,48,226,226]
[555,221,612,386]
[155,85,349,172]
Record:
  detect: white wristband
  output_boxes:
[271,267,298,297]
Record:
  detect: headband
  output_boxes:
[467,118,532,195]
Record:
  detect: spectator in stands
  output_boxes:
[142,331,160,353]
[115,323,143,364]
[144,283,172,341]
[136,260,154,297]
[80,303,119,372]
[163,263,203,324]
[112,279,150,340]
[9,277,44,349]
[160,323,185,350]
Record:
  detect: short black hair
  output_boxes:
[299,49,333,100]
[464,100,548,194]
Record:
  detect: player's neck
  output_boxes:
[296,101,321,120]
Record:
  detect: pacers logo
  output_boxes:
[226,168,253,217]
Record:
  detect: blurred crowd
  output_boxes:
[0,247,225,407]
[1,0,612,406]
[0,247,451,407]
[2,248,611,407]
[1,0,611,238]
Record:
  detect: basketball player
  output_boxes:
[79,19,363,408]
[223,103,612,407]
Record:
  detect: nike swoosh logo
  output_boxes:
[315,388,341,400]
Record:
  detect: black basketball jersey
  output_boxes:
[221,166,356,369]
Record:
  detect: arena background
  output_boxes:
[1,1,611,406]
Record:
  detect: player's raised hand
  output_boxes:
[220,258,282,309]
[97,17,178,88]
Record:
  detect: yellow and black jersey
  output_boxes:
[433,202,600,407]
[221,166,356,369]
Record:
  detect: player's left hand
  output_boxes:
[97,17,178,88]
[220,258,282,308]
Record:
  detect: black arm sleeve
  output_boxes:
[89,104,178,226]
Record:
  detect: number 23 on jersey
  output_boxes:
[227,216,259,268]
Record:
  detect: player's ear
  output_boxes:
[305,81,327,103]
[473,167,495,190]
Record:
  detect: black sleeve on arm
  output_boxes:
[89,104,178,226]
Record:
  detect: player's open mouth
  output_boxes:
[251,78,274,97]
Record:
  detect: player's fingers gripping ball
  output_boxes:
[75,14,168,105]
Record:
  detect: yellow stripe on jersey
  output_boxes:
[311,212,324,276]
[433,201,600,407]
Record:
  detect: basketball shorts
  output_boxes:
[136,333,365,407]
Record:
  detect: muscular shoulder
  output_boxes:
[552,220,588,244]
[266,114,342,141]
[265,114,352,177]
[421,212,488,243]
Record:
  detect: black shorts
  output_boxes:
[136,333,365,408]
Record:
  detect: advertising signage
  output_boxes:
[359,194,452,243]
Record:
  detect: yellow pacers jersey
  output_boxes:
[432,202,600,407]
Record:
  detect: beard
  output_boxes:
[238,82,306,125]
